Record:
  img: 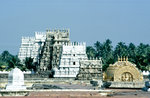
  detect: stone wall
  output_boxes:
[105,81,144,88]
[0,73,50,80]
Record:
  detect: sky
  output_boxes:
[0,0,150,55]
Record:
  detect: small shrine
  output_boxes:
[104,57,143,82]
[6,68,26,91]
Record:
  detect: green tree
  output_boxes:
[1,50,13,62]
[86,41,150,72]
[93,39,114,71]
[94,41,103,58]
[0,50,14,71]
[127,43,137,63]
[24,57,36,71]
[135,43,150,71]
[145,47,150,71]
[86,46,96,58]
[102,39,113,59]
[7,56,23,71]
[114,42,128,58]
[101,39,114,71]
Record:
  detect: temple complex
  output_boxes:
[18,28,103,79]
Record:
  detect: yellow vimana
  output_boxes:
[104,57,143,82]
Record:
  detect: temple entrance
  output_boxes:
[121,72,133,82]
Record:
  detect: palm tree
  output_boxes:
[86,46,96,58]
[114,42,128,57]
[94,41,103,58]
[135,43,150,71]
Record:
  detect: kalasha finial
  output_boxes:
[126,56,128,61]
[96,57,98,60]
[118,56,120,61]
[120,56,122,61]
[46,29,48,32]
[123,57,125,61]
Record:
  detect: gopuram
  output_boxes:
[104,57,144,88]
[54,42,88,78]
[39,29,70,72]
[18,32,46,63]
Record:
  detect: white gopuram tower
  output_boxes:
[6,68,26,91]
[18,32,46,63]
[54,42,88,78]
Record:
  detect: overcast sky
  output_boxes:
[0,0,150,55]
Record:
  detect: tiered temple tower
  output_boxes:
[76,58,103,80]
[39,29,70,72]
[18,32,46,63]
[54,42,88,78]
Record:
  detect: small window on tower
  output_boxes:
[73,54,75,56]
[73,62,76,65]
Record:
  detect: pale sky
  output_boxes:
[0,0,150,55]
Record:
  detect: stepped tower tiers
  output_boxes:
[18,32,46,63]
[39,29,70,72]
[54,42,88,78]
[76,58,103,80]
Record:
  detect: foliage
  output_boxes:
[86,39,150,72]
[0,51,14,71]
[1,50,13,62]
[0,50,38,71]
[86,46,96,58]
[24,57,36,71]
[7,56,23,71]
[0,51,24,71]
